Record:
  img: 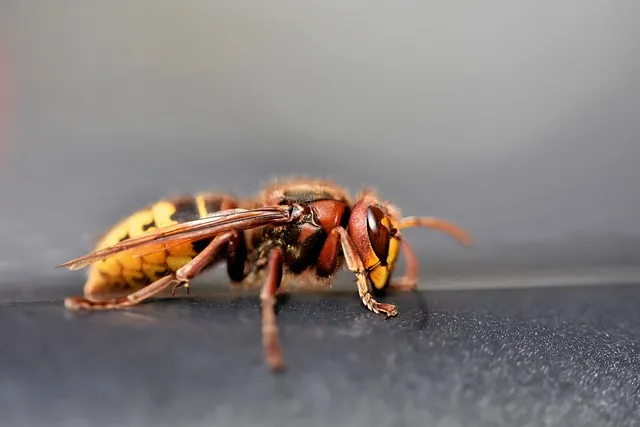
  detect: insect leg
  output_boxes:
[64,231,234,310]
[64,275,177,310]
[173,231,235,287]
[260,247,285,371]
[316,225,341,277]
[389,238,419,291]
[335,227,398,317]
[226,230,248,283]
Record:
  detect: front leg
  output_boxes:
[388,215,472,292]
[388,239,419,292]
[334,227,398,318]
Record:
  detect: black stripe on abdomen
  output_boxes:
[167,196,213,253]
[169,197,201,223]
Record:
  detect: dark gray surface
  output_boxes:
[2,283,640,427]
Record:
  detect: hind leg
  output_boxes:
[64,231,234,310]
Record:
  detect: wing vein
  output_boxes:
[59,205,301,270]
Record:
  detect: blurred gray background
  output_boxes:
[1,0,640,294]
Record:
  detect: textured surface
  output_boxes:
[2,283,639,427]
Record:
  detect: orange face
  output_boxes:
[348,198,402,292]
[362,205,401,290]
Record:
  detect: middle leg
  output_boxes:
[260,247,286,371]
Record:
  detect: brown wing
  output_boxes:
[59,205,302,270]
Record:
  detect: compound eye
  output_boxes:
[366,206,390,264]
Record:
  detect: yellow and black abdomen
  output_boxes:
[83,193,239,297]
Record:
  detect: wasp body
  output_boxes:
[61,178,472,371]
